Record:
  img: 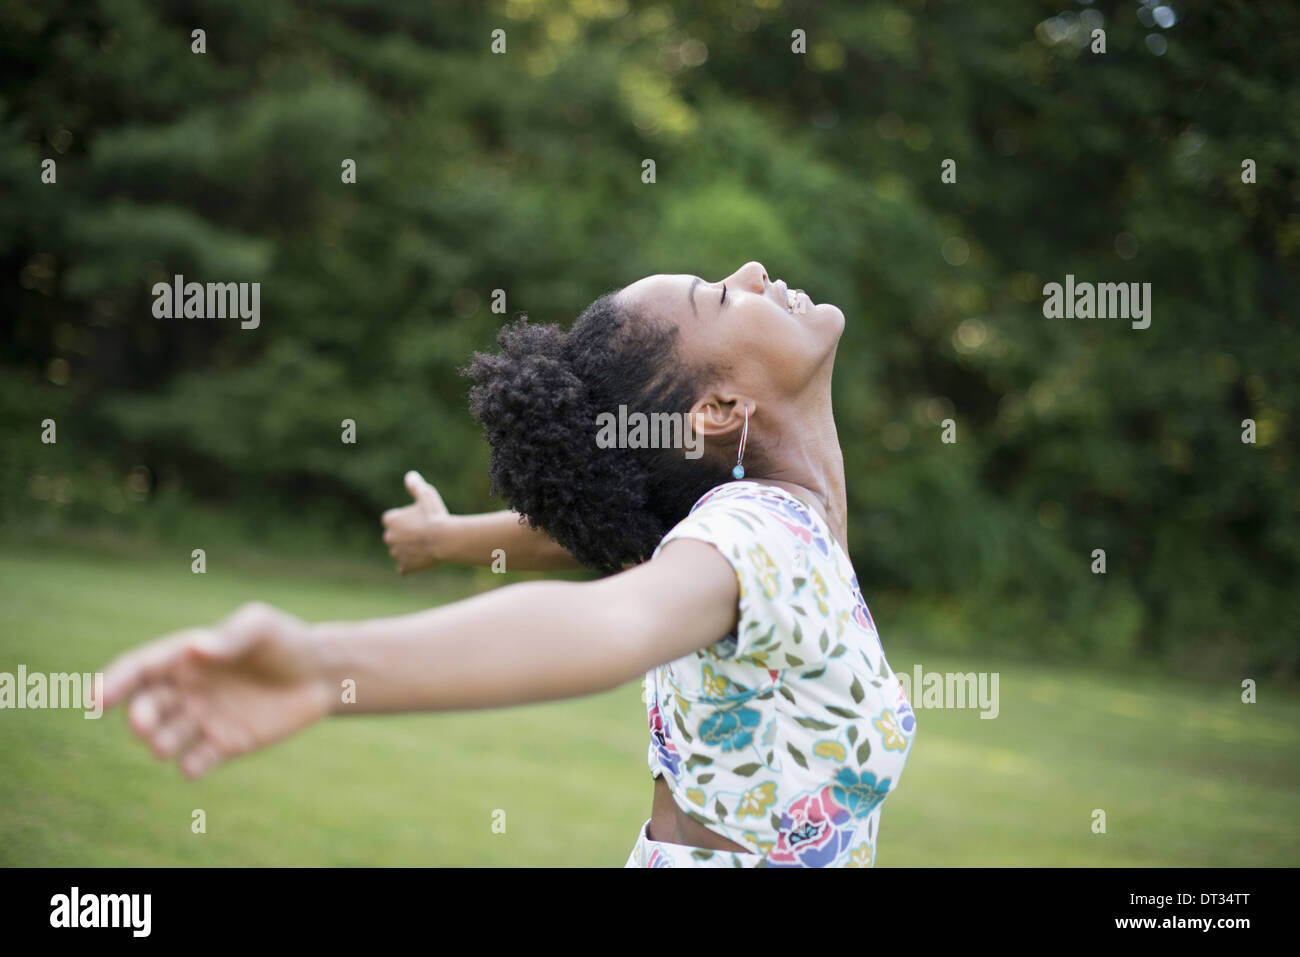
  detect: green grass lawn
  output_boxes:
[1,539,1297,867]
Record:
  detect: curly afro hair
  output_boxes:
[465,291,735,574]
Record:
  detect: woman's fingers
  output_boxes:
[102,627,213,710]
[104,607,270,710]
[126,683,181,737]
[131,691,247,770]
[178,739,224,780]
[149,710,202,760]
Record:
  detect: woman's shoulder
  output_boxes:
[689,479,800,512]
[672,481,837,563]
[653,481,876,673]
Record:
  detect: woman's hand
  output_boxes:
[102,602,331,779]
[381,470,452,574]
[381,470,585,573]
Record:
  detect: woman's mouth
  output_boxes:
[785,286,810,314]
[775,278,812,314]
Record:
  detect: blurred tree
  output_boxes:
[1,0,1296,675]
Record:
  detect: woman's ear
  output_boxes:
[688,393,753,440]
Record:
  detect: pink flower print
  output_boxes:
[766,786,855,867]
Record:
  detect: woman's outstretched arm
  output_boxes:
[382,470,583,573]
[100,538,735,778]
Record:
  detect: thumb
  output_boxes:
[187,627,255,664]
[191,603,278,663]
[404,470,447,513]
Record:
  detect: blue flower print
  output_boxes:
[831,767,893,819]
[698,705,763,751]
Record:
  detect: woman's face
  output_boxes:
[615,261,845,402]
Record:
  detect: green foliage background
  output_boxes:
[2,0,1297,677]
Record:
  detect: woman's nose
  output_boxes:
[725,261,769,292]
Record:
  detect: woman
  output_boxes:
[102,261,917,867]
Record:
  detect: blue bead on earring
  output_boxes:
[732,405,749,481]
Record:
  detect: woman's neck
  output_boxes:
[750,394,848,551]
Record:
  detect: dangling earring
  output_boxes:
[732,406,749,480]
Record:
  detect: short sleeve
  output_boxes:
[652,486,826,669]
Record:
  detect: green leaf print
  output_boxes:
[770,812,783,831]
[714,799,728,820]
[787,743,809,769]
[792,621,803,644]
[777,685,796,704]
[691,849,715,861]
[847,724,859,744]
[698,773,715,784]
[785,653,804,667]
[732,762,763,776]
[794,716,836,730]
[850,677,865,703]
[674,711,693,743]
[792,577,807,590]
[826,705,859,718]
[857,739,872,765]
[685,754,713,770]
[819,630,830,652]
[802,666,826,680]
[830,643,848,657]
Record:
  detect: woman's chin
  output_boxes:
[811,305,845,371]
[814,302,846,338]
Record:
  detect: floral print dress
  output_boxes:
[626,481,917,868]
